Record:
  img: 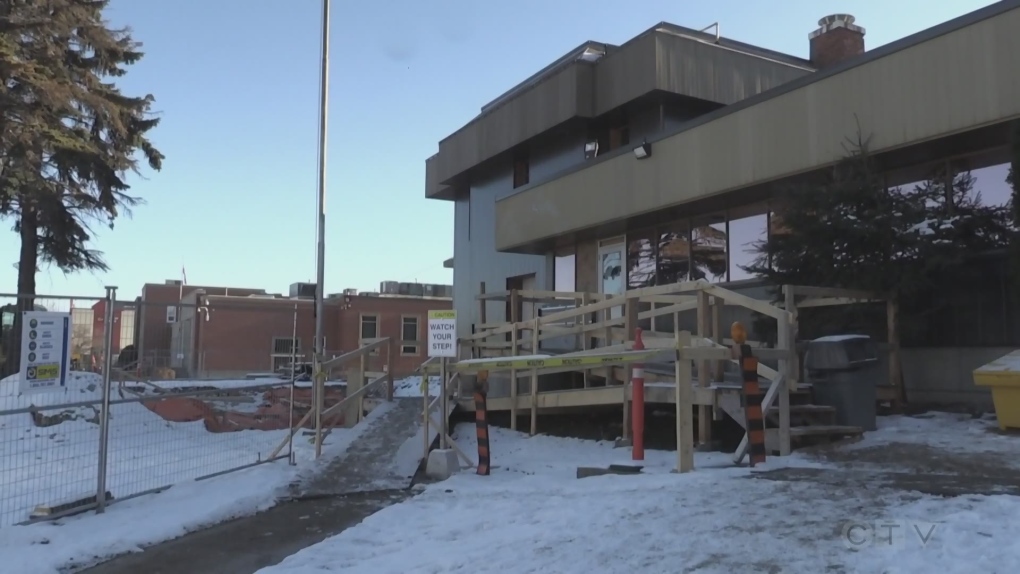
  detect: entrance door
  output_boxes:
[598,239,626,319]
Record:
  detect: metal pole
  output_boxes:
[313,0,331,458]
[289,304,298,465]
[438,358,446,448]
[96,286,117,513]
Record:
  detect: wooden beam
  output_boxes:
[797,297,881,308]
[675,328,695,473]
[696,290,711,449]
[783,285,878,300]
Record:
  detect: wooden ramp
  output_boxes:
[293,397,458,498]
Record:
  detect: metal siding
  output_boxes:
[593,34,658,114]
[436,63,594,184]
[495,7,1020,251]
[453,166,552,339]
[654,34,812,105]
[425,154,450,199]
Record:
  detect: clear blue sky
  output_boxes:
[0,0,1000,300]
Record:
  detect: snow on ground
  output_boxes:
[257,416,1020,574]
[847,411,1020,458]
[393,375,440,398]
[0,373,400,574]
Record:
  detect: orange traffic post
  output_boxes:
[474,370,491,476]
[631,328,646,461]
[732,321,766,466]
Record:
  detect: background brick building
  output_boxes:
[134,280,452,379]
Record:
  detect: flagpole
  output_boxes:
[313,0,331,458]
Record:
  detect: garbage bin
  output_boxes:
[803,335,879,431]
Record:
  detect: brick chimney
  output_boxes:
[809,14,865,68]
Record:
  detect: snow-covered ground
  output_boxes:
[0,371,402,574]
[257,414,1020,574]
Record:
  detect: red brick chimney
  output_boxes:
[809,14,865,68]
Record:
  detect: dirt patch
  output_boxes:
[140,387,347,433]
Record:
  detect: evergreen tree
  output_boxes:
[744,130,1011,341]
[0,0,163,375]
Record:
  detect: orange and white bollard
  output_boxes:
[631,327,645,461]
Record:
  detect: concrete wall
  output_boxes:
[901,347,1000,410]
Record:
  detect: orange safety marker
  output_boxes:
[732,322,766,466]
[631,328,646,461]
[474,370,491,476]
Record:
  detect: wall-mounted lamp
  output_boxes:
[633,141,652,160]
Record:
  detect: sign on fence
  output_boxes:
[427,310,457,358]
[19,311,72,394]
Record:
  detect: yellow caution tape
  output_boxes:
[421,349,662,374]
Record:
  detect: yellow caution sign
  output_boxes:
[422,349,663,374]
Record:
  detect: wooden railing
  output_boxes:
[268,337,398,460]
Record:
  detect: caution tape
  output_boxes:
[421,349,663,374]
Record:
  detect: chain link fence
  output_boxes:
[0,291,313,528]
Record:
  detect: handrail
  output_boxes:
[320,338,390,371]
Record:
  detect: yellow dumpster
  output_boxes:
[973,350,1020,430]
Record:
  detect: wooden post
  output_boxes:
[510,321,519,431]
[530,317,540,436]
[784,286,800,389]
[386,338,394,401]
[510,289,521,430]
[344,366,362,429]
[477,282,486,359]
[776,313,793,456]
[359,352,366,423]
[440,358,448,449]
[711,297,723,382]
[887,298,904,407]
[622,298,639,442]
[696,290,712,448]
[603,295,613,385]
[675,326,694,473]
[581,293,591,388]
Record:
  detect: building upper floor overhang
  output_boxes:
[493,1,1020,253]
[425,24,815,200]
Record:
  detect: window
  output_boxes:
[166,305,177,323]
[401,316,420,356]
[691,216,728,283]
[271,337,300,373]
[727,208,768,282]
[360,315,378,339]
[513,151,530,188]
[554,248,576,292]
[360,314,379,354]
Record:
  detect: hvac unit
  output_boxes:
[380,281,399,294]
[289,282,317,299]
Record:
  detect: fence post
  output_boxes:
[289,304,298,464]
[96,285,117,514]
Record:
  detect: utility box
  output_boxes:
[804,335,879,431]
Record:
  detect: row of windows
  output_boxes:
[270,315,423,361]
[359,314,422,356]
[553,163,1014,290]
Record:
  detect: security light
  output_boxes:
[633,141,652,160]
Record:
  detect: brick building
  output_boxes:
[136,280,452,379]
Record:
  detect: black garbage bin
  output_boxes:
[803,335,879,431]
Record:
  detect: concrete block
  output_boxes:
[425,449,460,481]
[614,438,633,448]
[576,466,644,479]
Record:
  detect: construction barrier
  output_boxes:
[474,371,491,476]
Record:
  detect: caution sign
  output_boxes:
[427,310,457,358]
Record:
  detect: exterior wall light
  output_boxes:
[633,141,652,159]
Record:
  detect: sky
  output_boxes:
[0,0,1004,301]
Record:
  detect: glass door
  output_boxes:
[598,240,626,319]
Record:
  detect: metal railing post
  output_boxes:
[289,304,298,465]
[96,285,117,513]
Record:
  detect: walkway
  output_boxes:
[81,398,442,574]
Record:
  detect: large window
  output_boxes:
[554,249,576,292]
[626,231,657,289]
[360,314,379,355]
[401,316,420,356]
[727,208,769,282]
[691,216,728,282]
[656,222,690,285]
